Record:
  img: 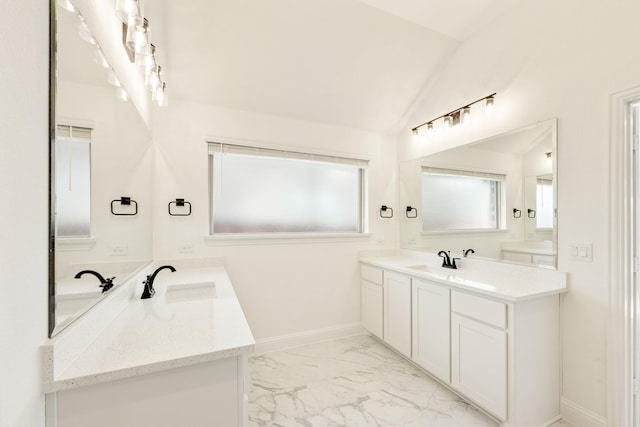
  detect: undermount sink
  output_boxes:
[405,265,433,272]
[165,281,216,303]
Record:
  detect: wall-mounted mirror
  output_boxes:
[50,5,153,336]
[400,118,557,268]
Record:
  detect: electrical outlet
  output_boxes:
[109,245,128,256]
[179,243,194,253]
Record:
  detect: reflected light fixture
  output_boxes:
[411,92,496,140]
[58,0,76,13]
[93,47,110,68]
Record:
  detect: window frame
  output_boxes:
[54,124,93,239]
[420,166,507,234]
[206,140,370,241]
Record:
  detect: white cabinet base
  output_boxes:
[47,356,247,427]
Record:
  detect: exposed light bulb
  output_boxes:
[93,47,109,68]
[126,17,150,55]
[485,96,495,117]
[107,69,121,87]
[444,115,452,128]
[137,44,156,75]
[78,18,96,45]
[57,0,76,13]
[153,82,168,107]
[145,65,161,91]
[462,107,471,124]
[116,87,129,102]
[115,0,140,26]
[426,122,434,137]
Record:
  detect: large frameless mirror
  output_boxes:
[49,2,153,336]
[399,118,557,268]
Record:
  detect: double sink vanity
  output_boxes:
[360,250,567,427]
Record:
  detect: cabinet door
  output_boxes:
[362,281,383,339]
[383,272,411,358]
[451,313,507,420]
[412,279,450,383]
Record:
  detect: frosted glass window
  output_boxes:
[536,178,554,229]
[208,143,367,234]
[55,127,91,237]
[421,169,504,232]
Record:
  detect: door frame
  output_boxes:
[608,86,640,427]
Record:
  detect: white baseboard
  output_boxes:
[561,397,606,427]
[254,322,364,355]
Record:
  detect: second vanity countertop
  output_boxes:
[360,252,567,303]
[43,263,255,393]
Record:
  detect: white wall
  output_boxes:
[398,0,640,422]
[152,100,397,342]
[0,1,49,426]
[55,81,153,276]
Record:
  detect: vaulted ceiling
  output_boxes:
[67,0,518,134]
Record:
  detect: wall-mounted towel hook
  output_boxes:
[168,198,192,216]
[527,208,536,218]
[380,205,393,218]
[513,208,522,218]
[111,196,138,216]
[406,206,418,218]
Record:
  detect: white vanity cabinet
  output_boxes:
[361,264,383,339]
[359,260,563,427]
[383,271,412,358]
[412,279,450,383]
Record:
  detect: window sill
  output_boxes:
[204,232,372,246]
[421,229,508,237]
[55,237,97,251]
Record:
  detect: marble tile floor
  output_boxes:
[248,335,573,427]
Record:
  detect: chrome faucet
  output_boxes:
[141,265,176,299]
[74,270,115,293]
[463,248,475,257]
[438,250,459,269]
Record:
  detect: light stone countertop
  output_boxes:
[360,252,567,302]
[43,264,255,393]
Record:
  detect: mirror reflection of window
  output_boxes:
[55,125,91,237]
[536,177,553,229]
[421,168,506,232]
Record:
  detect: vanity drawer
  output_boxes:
[451,290,506,329]
[361,264,383,285]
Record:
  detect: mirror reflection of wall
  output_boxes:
[51,6,153,336]
[400,118,557,268]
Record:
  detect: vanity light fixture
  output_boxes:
[545,151,552,158]
[115,2,169,107]
[411,92,496,139]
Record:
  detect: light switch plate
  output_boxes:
[568,242,592,262]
